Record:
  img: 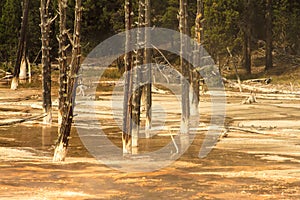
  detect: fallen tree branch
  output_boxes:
[0,113,47,126]
[223,77,300,95]
[227,126,268,135]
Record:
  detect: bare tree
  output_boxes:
[11,0,30,90]
[131,0,144,149]
[195,0,204,44]
[191,0,204,116]
[179,0,190,134]
[53,0,82,161]
[57,0,69,127]
[122,0,133,154]
[40,0,55,125]
[144,0,152,137]
[265,0,273,71]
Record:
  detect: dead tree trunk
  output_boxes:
[179,0,190,134]
[53,0,82,162]
[40,0,53,125]
[11,0,30,90]
[57,0,68,127]
[243,0,252,74]
[265,0,273,71]
[131,0,144,149]
[191,0,203,116]
[122,0,133,154]
[144,0,152,137]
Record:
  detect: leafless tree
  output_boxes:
[11,0,30,90]
[40,0,55,125]
[122,0,133,154]
[57,0,69,128]
[53,0,82,161]
[144,0,152,137]
[131,0,144,149]
[179,0,190,134]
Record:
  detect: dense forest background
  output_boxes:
[0,0,299,72]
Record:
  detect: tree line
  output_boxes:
[1,0,300,73]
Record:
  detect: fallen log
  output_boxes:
[0,113,47,126]
[223,78,300,95]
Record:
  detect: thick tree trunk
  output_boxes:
[53,0,82,162]
[11,0,30,90]
[57,0,68,127]
[179,0,190,134]
[122,0,133,154]
[144,0,152,138]
[40,0,52,125]
[131,0,144,149]
[265,0,273,71]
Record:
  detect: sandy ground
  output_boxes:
[0,84,300,199]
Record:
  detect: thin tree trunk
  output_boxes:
[57,0,68,127]
[265,0,273,71]
[131,0,144,149]
[191,0,203,116]
[53,0,82,162]
[179,0,190,134]
[243,0,251,74]
[11,0,30,90]
[40,0,52,125]
[144,0,152,138]
[122,0,133,154]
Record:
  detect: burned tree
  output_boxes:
[144,0,152,137]
[57,0,69,127]
[122,0,133,154]
[11,0,30,90]
[191,0,204,116]
[131,0,144,149]
[179,0,190,134]
[53,0,82,161]
[40,0,55,125]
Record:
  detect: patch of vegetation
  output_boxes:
[100,67,122,80]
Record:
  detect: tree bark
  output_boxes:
[11,0,30,90]
[131,0,144,149]
[265,0,273,71]
[191,0,203,116]
[144,0,152,138]
[40,0,52,125]
[179,0,190,134]
[57,0,68,127]
[53,0,82,162]
[122,0,133,154]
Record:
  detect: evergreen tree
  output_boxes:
[0,0,22,64]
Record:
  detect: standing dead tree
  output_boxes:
[265,0,273,71]
[144,0,152,137]
[53,0,82,161]
[11,0,30,90]
[122,0,133,154]
[179,0,190,134]
[191,0,203,116]
[40,0,56,125]
[131,0,144,149]
[57,0,69,128]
